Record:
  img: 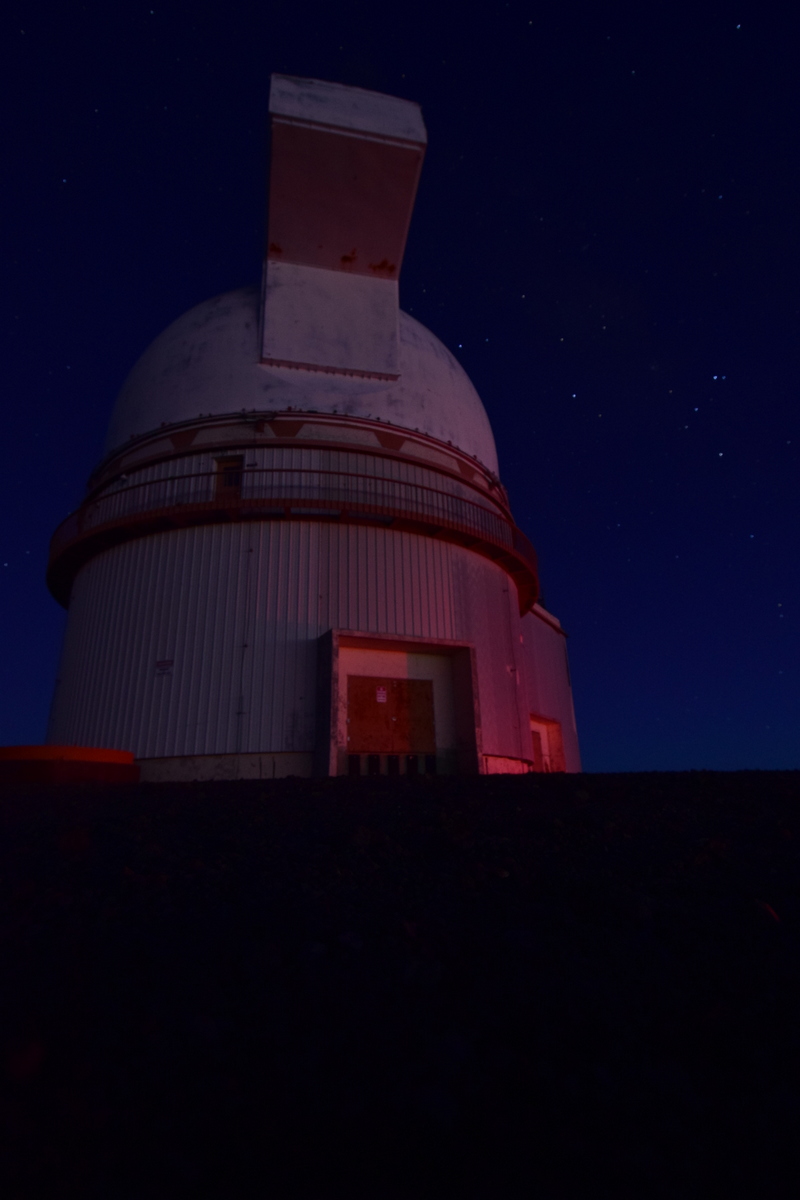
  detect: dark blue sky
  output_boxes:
[2,0,798,770]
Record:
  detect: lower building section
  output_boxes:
[135,750,550,781]
[136,750,442,782]
[347,753,440,777]
[138,752,313,782]
[483,755,538,775]
[48,521,580,774]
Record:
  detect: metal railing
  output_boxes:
[49,465,539,607]
[57,466,516,548]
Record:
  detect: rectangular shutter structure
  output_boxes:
[262,75,427,379]
[347,676,436,754]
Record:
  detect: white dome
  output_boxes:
[105,286,499,473]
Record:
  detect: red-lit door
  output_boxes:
[347,676,435,754]
[529,716,566,772]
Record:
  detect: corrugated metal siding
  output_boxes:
[93,445,504,515]
[49,512,574,767]
[48,521,478,759]
[521,610,581,772]
[73,445,512,559]
[451,550,529,761]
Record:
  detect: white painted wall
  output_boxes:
[48,521,533,764]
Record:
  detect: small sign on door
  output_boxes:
[376,686,387,703]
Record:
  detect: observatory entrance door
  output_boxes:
[529,716,566,773]
[347,676,436,777]
[322,633,479,777]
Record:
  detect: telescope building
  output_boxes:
[46,75,580,780]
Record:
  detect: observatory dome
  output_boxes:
[105,286,499,474]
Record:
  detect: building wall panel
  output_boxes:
[49,519,571,768]
[521,608,581,772]
[50,522,465,758]
[451,550,528,761]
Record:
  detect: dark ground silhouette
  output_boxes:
[2,771,800,1198]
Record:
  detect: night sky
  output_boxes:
[2,2,798,771]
